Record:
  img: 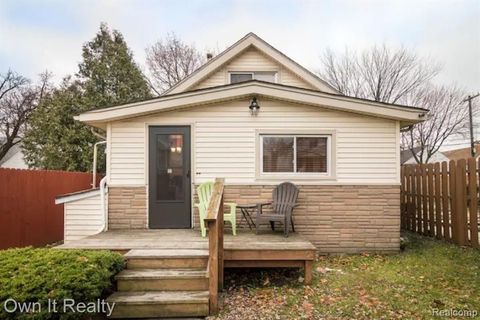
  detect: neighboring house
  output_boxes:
[0,141,28,169]
[401,146,449,164]
[443,145,480,161]
[56,33,427,253]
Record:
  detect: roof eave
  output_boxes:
[55,188,100,204]
[76,82,428,126]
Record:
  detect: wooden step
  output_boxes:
[125,249,208,269]
[116,268,208,291]
[107,291,209,318]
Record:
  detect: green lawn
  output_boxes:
[211,233,480,320]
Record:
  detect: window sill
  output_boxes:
[255,174,337,181]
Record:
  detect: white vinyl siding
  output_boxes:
[64,193,103,241]
[108,99,399,186]
[281,70,315,88]
[193,47,314,90]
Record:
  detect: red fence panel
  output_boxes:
[0,168,96,249]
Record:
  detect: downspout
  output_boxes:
[92,141,107,188]
[93,176,108,234]
[98,175,108,232]
[91,128,108,233]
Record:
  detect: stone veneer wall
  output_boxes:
[193,185,400,254]
[108,185,400,253]
[108,186,147,229]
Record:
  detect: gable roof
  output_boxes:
[164,32,338,95]
[76,80,428,129]
[400,146,423,164]
[443,145,480,161]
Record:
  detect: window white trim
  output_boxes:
[228,71,278,84]
[255,129,337,181]
[260,134,331,175]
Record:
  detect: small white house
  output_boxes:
[401,147,449,164]
[0,143,28,169]
[56,33,427,253]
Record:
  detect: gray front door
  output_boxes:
[148,126,191,228]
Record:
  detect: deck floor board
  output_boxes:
[58,229,316,252]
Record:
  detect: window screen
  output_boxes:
[254,72,276,82]
[230,73,253,84]
[262,137,294,172]
[262,135,329,174]
[296,137,327,173]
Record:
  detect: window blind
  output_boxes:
[296,137,327,172]
[262,137,294,172]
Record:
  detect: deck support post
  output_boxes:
[304,260,313,285]
[205,178,225,315]
[218,196,224,291]
[207,220,219,313]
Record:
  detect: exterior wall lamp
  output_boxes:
[249,97,260,116]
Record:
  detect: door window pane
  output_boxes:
[230,73,253,84]
[296,137,327,172]
[156,134,184,200]
[262,137,294,172]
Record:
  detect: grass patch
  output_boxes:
[0,247,124,319]
[211,233,480,320]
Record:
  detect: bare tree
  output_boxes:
[320,45,440,104]
[401,86,473,163]
[146,33,205,94]
[319,45,472,164]
[0,70,50,162]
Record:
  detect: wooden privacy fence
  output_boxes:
[0,168,98,249]
[401,158,480,248]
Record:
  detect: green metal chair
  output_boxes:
[195,182,237,237]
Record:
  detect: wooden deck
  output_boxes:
[59,229,316,258]
[59,229,315,268]
[59,180,315,317]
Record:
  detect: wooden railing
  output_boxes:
[204,178,225,313]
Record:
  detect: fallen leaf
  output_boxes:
[263,277,270,286]
[316,267,327,274]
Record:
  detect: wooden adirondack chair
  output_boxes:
[195,182,237,237]
[256,182,299,237]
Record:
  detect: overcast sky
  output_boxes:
[1,0,479,92]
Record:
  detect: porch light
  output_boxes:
[249,97,260,116]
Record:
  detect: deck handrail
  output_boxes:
[204,178,225,314]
